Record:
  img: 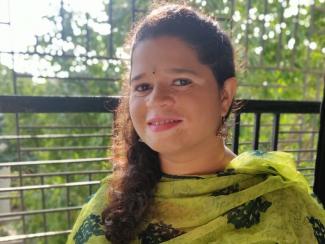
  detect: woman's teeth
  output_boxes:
[151,120,180,125]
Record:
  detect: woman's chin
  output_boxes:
[146,141,181,155]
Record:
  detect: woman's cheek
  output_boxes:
[129,98,138,126]
[130,99,145,130]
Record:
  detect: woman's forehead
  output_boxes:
[130,36,205,76]
[132,37,199,62]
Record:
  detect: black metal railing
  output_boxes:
[0,94,323,242]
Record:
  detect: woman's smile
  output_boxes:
[147,117,183,132]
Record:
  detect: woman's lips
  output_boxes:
[147,119,182,132]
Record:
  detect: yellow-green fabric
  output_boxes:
[66,150,325,244]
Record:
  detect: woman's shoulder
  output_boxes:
[227,150,312,193]
[261,181,325,243]
[228,150,298,173]
[224,150,325,242]
[66,174,113,244]
[227,150,325,213]
[84,174,113,213]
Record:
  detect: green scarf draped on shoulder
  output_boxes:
[66,151,325,244]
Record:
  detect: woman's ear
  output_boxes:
[220,77,237,116]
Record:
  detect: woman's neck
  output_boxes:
[159,137,236,176]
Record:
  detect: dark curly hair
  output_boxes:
[101,3,237,243]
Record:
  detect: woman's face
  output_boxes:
[129,36,225,155]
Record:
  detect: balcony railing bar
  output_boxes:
[0,133,112,140]
[20,125,111,129]
[225,140,307,146]
[15,73,119,82]
[297,167,315,171]
[278,130,318,134]
[240,100,320,114]
[236,123,319,127]
[0,206,82,218]
[0,157,110,167]
[0,170,112,179]
[296,158,317,162]
[303,173,316,177]
[283,149,316,153]
[20,146,110,152]
[0,96,320,114]
[0,96,119,113]
[0,180,101,193]
[235,139,315,145]
[0,230,71,243]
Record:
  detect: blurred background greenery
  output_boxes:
[0,0,324,243]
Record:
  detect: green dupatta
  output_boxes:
[66,151,325,244]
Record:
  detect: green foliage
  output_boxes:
[0,0,323,242]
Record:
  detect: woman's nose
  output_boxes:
[146,85,175,108]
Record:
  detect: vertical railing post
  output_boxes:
[313,80,325,206]
[272,113,280,151]
[253,113,261,150]
[41,176,48,244]
[232,113,241,155]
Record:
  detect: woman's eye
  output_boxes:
[173,79,192,86]
[134,83,152,92]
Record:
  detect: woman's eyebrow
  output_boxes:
[130,68,199,82]
[165,67,199,76]
[130,73,146,82]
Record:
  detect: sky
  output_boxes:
[0,0,111,81]
[0,0,108,52]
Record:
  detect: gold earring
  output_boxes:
[216,116,228,139]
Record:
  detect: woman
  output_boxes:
[67,4,325,244]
